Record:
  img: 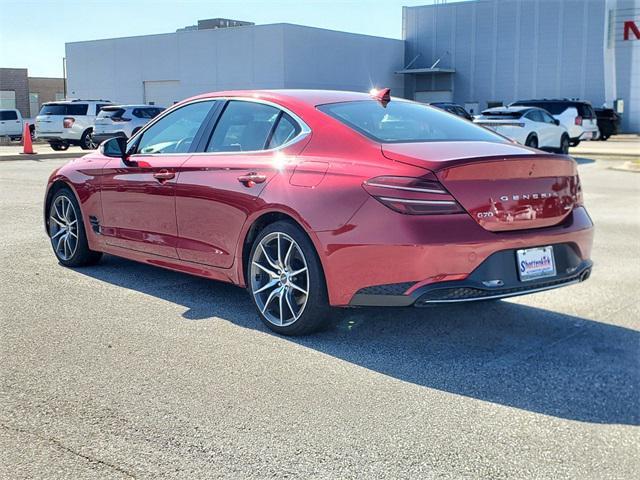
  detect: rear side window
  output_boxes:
[67,104,88,116]
[206,101,280,152]
[319,100,506,143]
[268,113,301,149]
[0,110,18,120]
[525,110,544,122]
[512,101,570,115]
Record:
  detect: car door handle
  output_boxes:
[153,170,175,182]
[238,172,267,186]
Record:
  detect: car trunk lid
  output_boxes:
[381,141,581,232]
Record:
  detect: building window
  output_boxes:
[0,90,16,109]
[29,93,39,117]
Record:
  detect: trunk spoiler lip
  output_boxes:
[381,144,575,174]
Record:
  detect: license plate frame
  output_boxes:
[516,246,556,282]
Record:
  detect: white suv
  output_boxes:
[93,105,164,144]
[35,99,113,150]
[510,99,599,146]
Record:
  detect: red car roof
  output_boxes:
[185,89,377,107]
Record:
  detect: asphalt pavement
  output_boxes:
[1,154,638,479]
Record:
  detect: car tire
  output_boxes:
[80,129,97,150]
[525,134,538,149]
[560,134,570,154]
[247,220,330,336]
[48,188,102,267]
[50,142,69,151]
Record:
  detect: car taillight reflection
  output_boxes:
[63,117,75,128]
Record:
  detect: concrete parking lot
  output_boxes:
[1,151,638,478]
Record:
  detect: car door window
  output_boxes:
[206,101,280,152]
[0,111,18,120]
[526,110,544,123]
[540,111,556,124]
[134,101,215,154]
[268,113,301,149]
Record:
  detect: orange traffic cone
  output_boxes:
[20,122,36,155]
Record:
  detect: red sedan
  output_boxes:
[44,89,594,335]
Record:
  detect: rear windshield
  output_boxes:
[0,110,18,120]
[318,100,505,143]
[39,103,88,116]
[97,108,125,119]
[133,107,164,119]
[480,110,523,119]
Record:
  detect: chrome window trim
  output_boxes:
[126,96,311,158]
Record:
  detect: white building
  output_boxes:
[65,23,405,107]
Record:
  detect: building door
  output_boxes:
[143,80,181,108]
[414,90,453,104]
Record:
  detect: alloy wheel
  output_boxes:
[49,195,79,261]
[250,232,309,327]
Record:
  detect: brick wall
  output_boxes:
[0,68,30,117]
[28,77,65,111]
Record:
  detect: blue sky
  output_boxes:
[0,0,449,78]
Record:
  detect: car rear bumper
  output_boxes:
[349,248,592,306]
[315,199,594,306]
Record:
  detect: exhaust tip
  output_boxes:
[580,269,592,282]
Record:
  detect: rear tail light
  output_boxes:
[63,117,75,128]
[363,174,465,215]
[575,116,582,126]
[575,175,584,207]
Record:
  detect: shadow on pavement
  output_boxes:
[573,156,596,165]
[76,254,639,426]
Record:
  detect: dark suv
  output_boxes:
[594,108,620,141]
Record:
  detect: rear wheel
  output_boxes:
[525,134,538,149]
[248,221,329,335]
[560,134,570,154]
[80,129,97,150]
[48,188,102,267]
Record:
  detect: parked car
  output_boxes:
[594,108,620,141]
[93,105,165,144]
[428,102,473,120]
[35,99,113,150]
[0,108,24,140]
[44,90,593,335]
[474,106,570,153]
[509,99,599,146]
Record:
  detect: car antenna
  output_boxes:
[370,87,391,107]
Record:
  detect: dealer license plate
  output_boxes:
[516,246,556,282]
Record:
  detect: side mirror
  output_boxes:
[554,119,560,126]
[102,136,130,163]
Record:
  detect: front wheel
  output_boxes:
[48,188,102,267]
[560,134,570,154]
[248,221,329,335]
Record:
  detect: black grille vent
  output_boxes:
[356,282,415,296]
